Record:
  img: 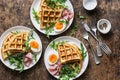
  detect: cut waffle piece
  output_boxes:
[1,33,15,60]
[38,0,63,29]
[1,32,29,60]
[58,43,82,64]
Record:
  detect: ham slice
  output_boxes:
[24,60,31,67]
[25,52,33,60]
[48,62,62,76]
[61,8,73,21]
[24,52,33,67]
[49,64,58,70]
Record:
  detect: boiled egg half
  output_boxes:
[48,53,58,65]
[54,19,67,33]
[29,39,41,52]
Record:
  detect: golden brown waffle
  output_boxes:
[1,32,29,60]
[1,33,15,60]
[38,0,63,29]
[58,43,82,64]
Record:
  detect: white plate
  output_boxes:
[30,0,74,35]
[0,26,42,71]
[44,36,89,79]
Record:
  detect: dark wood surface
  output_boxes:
[0,0,120,80]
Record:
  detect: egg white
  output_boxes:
[48,52,59,65]
[54,20,67,33]
[29,39,41,53]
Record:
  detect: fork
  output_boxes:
[82,22,112,55]
[83,32,100,64]
[91,24,102,56]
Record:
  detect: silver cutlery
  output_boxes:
[83,32,100,64]
[82,22,112,55]
[91,25,102,56]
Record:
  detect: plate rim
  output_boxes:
[44,36,89,79]
[30,0,74,36]
[0,26,43,71]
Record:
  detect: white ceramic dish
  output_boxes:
[0,26,42,71]
[97,19,111,34]
[83,0,97,10]
[44,36,89,79]
[30,0,74,36]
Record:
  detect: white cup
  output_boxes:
[83,0,97,10]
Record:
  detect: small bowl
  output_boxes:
[97,19,111,34]
[83,0,97,10]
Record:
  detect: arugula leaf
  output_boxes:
[32,8,39,24]
[7,53,24,73]
[70,23,79,36]
[45,22,55,38]
[11,31,20,35]
[33,53,37,61]
[56,3,68,8]
[24,37,30,52]
[24,30,34,52]
[59,63,80,80]
[45,0,67,9]
[77,14,86,20]
[49,41,66,51]
[59,19,68,24]
[80,43,87,60]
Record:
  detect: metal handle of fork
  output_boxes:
[96,45,102,56]
[95,32,102,56]
[89,31,99,42]
[88,40,100,64]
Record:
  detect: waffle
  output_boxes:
[1,32,29,60]
[58,43,82,64]
[38,0,63,29]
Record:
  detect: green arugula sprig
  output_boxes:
[32,8,39,24]
[7,53,24,73]
[11,31,20,35]
[33,53,37,62]
[79,43,87,60]
[59,63,80,80]
[24,29,34,52]
[45,0,67,9]
[49,41,66,51]
[77,14,86,20]
[45,22,55,38]
[70,24,79,36]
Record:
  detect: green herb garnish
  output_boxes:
[80,43,87,60]
[32,8,39,24]
[45,0,67,9]
[7,53,24,73]
[24,29,34,52]
[33,53,37,61]
[49,41,66,51]
[77,14,86,20]
[59,63,80,80]
[11,31,20,34]
[59,19,68,24]
[45,22,55,38]
[70,24,79,36]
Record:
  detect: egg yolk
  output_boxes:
[30,40,39,49]
[49,54,57,63]
[55,22,63,30]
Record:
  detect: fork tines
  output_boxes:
[99,42,112,55]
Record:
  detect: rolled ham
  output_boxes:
[61,8,73,21]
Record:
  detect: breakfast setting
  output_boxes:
[0,0,119,80]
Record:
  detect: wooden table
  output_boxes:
[0,0,120,80]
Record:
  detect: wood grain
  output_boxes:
[0,0,120,80]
